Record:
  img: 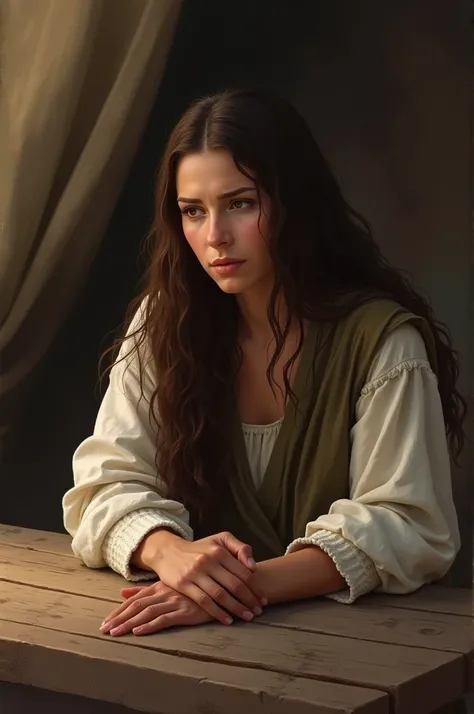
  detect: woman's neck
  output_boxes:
[237,287,287,345]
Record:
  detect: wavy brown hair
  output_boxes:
[103,88,466,528]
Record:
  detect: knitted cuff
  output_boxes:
[286,529,381,604]
[103,508,193,581]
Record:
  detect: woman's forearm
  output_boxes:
[130,528,181,571]
[131,533,346,605]
[255,546,346,605]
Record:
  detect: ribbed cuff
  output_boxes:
[286,529,381,604]
[103,508,193,581]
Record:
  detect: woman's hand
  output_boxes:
[151,531,267,625]
[100,582,213,637]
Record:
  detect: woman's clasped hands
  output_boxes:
[100,531,267,637]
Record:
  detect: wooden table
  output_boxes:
[0,524,471,714]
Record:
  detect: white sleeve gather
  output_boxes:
[286,324,460,604]
[62,301,193,580]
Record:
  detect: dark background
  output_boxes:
[2,1,472,586]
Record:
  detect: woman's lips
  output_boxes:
[211,260,245,276]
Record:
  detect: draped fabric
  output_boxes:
[0,0,182,436]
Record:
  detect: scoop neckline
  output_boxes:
[241,416,284,429]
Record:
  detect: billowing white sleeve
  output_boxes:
[287,324,460,604]
[62,303,193,581]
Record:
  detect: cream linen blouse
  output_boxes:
[62,320,460,604]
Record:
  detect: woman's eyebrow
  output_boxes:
[177,186,257,203]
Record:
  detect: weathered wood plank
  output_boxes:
[0,524,74,558]
[0,581,464,714]
[0,620,389,714]
[368,588,472,618]
[0,542,129,601]
[257,598,471,654]
[0,524,469,617]
[0,543,469,662]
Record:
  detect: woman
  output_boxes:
[63,89,464,638]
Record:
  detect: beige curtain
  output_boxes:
[0,0,182,436]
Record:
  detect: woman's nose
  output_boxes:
[206,217,230,247]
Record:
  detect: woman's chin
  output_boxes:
[213,277,247,294]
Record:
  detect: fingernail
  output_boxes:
[224,616,233,625]
[100,624,110,633]
[109,627,121,637]
[248,558,256,568]
[261,597,268,606]
[243,610,254,621]
[253,606,262,616]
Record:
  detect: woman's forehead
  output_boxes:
[176,150,253,194]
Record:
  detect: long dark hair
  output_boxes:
[103,89,466,525]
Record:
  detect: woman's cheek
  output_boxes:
[238,212,263,238]
[248,218,270,245]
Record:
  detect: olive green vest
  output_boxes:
[218,299,437,562]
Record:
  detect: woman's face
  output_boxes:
[176,149,274,296]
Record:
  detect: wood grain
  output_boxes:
[0,525,74,558]
[0,543,469,662]
[0,527,470,712]
[0,542,129,602]
[257,598,471,654]
[0,580,464,714]
[0,620,388,714]
[368,588,472,618]
[0,526,469,614]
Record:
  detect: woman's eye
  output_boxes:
[230,199,252,210]
[182,206,203,218]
